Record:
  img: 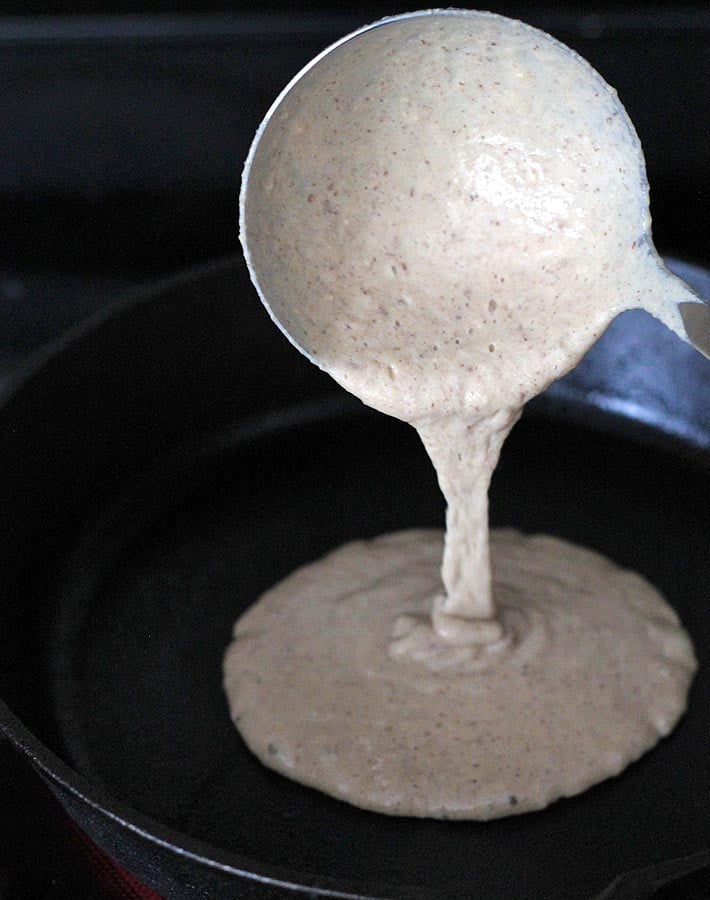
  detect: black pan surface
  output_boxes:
[1,257,709,899]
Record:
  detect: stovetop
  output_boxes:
[1,8,709,899]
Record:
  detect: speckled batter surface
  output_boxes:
[242,9,691,424]
[227,9,697,819]
[224,530,695,818]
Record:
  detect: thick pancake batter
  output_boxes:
[225,10,697,818]
[225,531,694,818]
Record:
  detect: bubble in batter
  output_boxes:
[226,9,698,818]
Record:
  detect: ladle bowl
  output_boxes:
[239,7,709,423]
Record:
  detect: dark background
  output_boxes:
[2,7,709,270]
[1,4,708,897]
[1,3,708,368]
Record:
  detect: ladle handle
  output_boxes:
[679,299,710,360]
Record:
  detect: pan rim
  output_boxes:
[0,255,240,406]
[0,700,399,898]
[5,700,710,899]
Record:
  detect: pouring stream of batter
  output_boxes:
[225,9,699,819]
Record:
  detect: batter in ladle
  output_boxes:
[225,9,697,818]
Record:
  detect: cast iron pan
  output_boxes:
[0,256,709,899]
